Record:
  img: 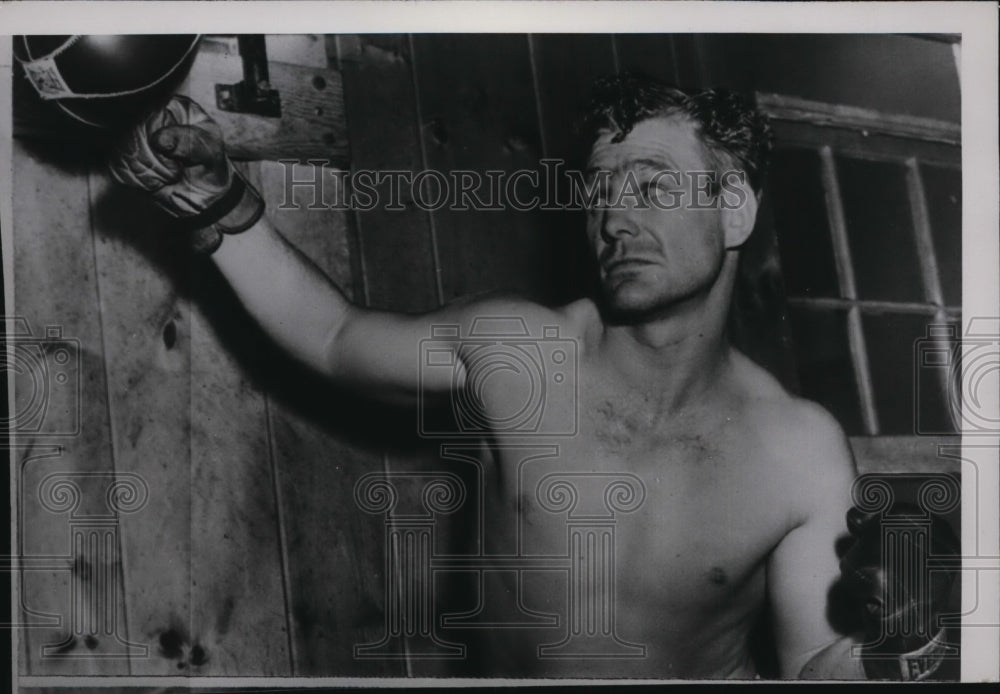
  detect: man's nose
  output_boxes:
[599,207,639,244]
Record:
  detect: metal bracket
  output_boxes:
[215,35,281,118]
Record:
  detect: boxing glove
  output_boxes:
[108,95,264,254]
[839,503,960,680]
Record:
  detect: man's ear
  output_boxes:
[721,177,759,249]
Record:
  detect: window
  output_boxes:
[759,93,961,436]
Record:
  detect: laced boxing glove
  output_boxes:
[107,95,265,254]
[839,503,960,680]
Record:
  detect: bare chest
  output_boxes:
[483,372,792,608]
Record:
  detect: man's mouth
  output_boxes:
[603,256,659,274]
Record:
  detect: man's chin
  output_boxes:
[599,282,706,325]
[598,290,665,325]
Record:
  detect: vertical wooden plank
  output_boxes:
[336,34,448,676]
[614,34,684,86]
[684,35,759,92]
[411,34,553,303]
[54,42,297,680]
[255,161,401,676]
[91,168,292,677]
[188,245,291,675]
[405,34,558,674]
[12,142,128,675]
[530,34,617,164]
[529,34,618,303]
[336,34,440,312]
[89,170,194,675]
[179,42,325,673]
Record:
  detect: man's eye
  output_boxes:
[639,180,666,203]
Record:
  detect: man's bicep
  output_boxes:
[767,408,857,678]
[327,296,559,403]
[326,307,467,401]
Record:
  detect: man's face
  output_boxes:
[585,115,729,322]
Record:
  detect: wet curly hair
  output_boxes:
[584,71,774,196]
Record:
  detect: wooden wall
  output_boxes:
[13,36,391,679]
[13,33,960,681]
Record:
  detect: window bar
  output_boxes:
[818,146,880,435]
[905,158,947,308]
[905,158,956,428]
[786,296,961,317]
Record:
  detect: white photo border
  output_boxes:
[1,1,997,687]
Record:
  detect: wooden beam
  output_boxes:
[180,38,348,165]
[850,436,962,475]
[771,120,961,168]
[757,92,961,146]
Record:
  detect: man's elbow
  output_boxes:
[796,636,866,680]
[316,306,359,380]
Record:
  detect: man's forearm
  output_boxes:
[211,216,353,375]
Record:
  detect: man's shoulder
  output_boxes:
[449,293,600,343]
[728,356,856,532]
[732,354,856,488]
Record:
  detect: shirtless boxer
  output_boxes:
[109,73,859,678]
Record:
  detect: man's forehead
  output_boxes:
[586,115,704,170]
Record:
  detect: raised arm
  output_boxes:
[107,95,559,403]
[210,213,478,400]
[210,215,350,374]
